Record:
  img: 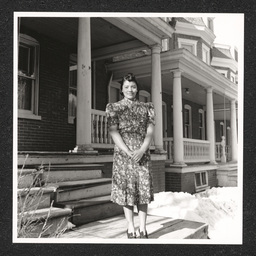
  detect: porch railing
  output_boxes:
[216,142,231,162]
[91,109,114,148]
[183,138,210,163]
[163,137,210,163]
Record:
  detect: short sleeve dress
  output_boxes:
[106,98,155,206]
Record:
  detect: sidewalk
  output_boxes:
[60,214,208,240]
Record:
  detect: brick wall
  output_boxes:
[18,27,76,151]
[166,169,218,194]
[151,160,166,193]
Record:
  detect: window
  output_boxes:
[207,18,214,32]
[199,109,205,140]
[18,34,40,119]
[178,38,197,56]
[162,101,167,138]
[195,171,209,191]
[139,90,150,103]
[184,105,192,138]
[68,62,77,124]
[220,122,224,139]
[202,43,210,65]
[109,81,121,103]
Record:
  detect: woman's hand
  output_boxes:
[124,149,134,158]
[131,149,145,163]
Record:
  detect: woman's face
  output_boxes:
[122,80,138,100]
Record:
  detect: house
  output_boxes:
[17,15,238,198]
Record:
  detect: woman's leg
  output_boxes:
[137,204,148,234]
[123,205,135,233]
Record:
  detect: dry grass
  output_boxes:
[17,156,69,238]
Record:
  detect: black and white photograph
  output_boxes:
[13,12,244,245]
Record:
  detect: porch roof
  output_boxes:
[106,48,238,105]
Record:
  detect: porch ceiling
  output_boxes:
[20,17,137,51]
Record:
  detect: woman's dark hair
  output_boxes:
[120,73,140,96]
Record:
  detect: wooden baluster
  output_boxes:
[95,114,99,143]
[104,116,107,144]
[99,115,103,143]
[91,113,95,143]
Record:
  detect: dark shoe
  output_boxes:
[127,230,136,239]
[139,230,148,239]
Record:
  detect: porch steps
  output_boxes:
[41,164,104,183]
[18,207,72,238]
[217,164,238,187]
[55,195,123,226]
[49,178,112,202]
[41,163,123,226]
[18,187,55,210]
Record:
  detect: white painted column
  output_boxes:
[172,70,185,165]
[76,18,93,151]
[231,99,238,162]
[206,87,217,164]
[151,44,164,152]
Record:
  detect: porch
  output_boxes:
[90,108,231,164]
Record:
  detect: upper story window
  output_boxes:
[18,34,41,120]
[207,18,214,32]
[184,104,192,138]
[139,90,150,103]
[202,43,210,65]
[178,38,197,56]
[199,109,205,140]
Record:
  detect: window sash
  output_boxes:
[18,35,39,116]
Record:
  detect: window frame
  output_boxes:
[202,43,210,65]
[18,34,41,120]
[68,63,78,124]
[194,171,209,192]
[108,81,122,104]
[139,90,151,103]
[178,38,198,56]
[184,104,192,138]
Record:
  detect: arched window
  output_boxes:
[18,34,40,119]
[184,104,192,138]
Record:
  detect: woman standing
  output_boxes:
[106,73,155,239]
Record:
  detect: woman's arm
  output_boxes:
[109,124,133,158]
[131,123,154,163]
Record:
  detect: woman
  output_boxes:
[106,73,155,239]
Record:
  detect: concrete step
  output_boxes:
[60,214,208,239]
[18,207,72,238]
[56,195,123,226]
[50,178,112,203]
[42,164,104,183]
[18,169,43,188]
[18,186,56,211]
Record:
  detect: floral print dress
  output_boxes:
[106,98,155,206]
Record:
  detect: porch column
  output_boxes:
[151,44,164,152]
[206,87,217,164]
[231,99,238,162]
[172,70,185,165]
[76,18,93,151]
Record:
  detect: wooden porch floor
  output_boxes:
[60,214,208,240]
